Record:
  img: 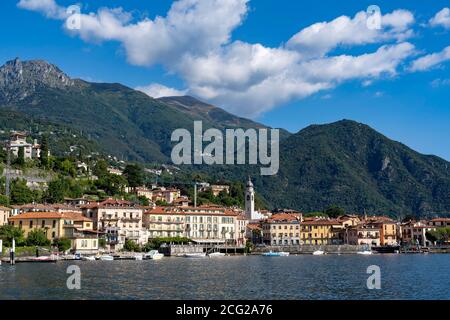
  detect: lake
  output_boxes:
[0,254,449,300]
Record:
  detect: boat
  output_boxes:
[208,252,226,257]
[357,250,373,255]
[134,254,143,260]
[30,255,58,262]
[312,250,325,255]
[98,254,114,261]
[145,250,164,260]
[183,252,207,258]
[262,251,290,257]
[82,256,96,261]
[372,245,400,254]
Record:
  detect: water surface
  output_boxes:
[0,255,449,300]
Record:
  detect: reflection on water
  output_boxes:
[0,255,449,300]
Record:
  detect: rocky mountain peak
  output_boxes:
[0,58,74,103]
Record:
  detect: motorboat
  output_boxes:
[145,250,164,260]
[357,250,373,255]
[262,251,290,257]
[82,256,96,261]
[208,252,226,258]
[134,254,143,260]
[99,254,114,261]
[312,250,325,255]
[183,252,207,258]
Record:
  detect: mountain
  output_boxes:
[1,58,450,217]
[0,58,277,162]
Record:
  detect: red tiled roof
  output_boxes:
[9,212,63,220]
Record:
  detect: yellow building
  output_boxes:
[300,219,342,245]
[262,213,301,246]
[0,206,11,226]
[8,211,99,252]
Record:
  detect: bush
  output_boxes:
[26,229,51,246]
[123,239,141,252]
[53,238,72,252]
[143,237,191,251]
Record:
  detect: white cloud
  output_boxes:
[136,83,188,98]
[429,7,450,29]
[410,46,450,72]
[18,0,419,118]
[431,78,450,87]
[17,0,67,19]
[286,10,414,57]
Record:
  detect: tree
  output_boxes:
[426,227,450,245]
[93,160,108,178]
[53,238,72,252]
[0,225,25,247]
[10,179,34,204]
[40,135,49,168]
[123,239,141,252]
[16,146,25,166]
[99,238,107,248]
[324,205,345,218]
[26,229,51,246]
[123,164,144,188]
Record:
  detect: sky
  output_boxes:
[0,0,449,160]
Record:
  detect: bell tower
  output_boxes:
[245,177,255,220]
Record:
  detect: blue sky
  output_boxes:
[1,0,449,160]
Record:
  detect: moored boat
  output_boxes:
[262,251,289,257]
[357,250,373,255]
[82,256,96,261]
[208,252,226,257]
[312,250,325,255]
[99,255,114,261]
[145,250,164,260]
[183,252,207,258]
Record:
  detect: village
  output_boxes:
[1,131,450,262]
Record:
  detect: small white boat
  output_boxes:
[134,254,143,260]
[312,250,325,255]
[144,250,164,260]
[357,251,373,255]
[82,256,96,261]
[262,251,290,257]
[208,252,226,257]
[183,252,207,258]
[99,255,114,261]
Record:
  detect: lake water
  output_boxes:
[0,255,449,300]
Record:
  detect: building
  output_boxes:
[199,184,230,197]
[82,199,145,250]
[151,188,181,204]
[262,213,302,246]
[365,217,398,246]
[246,223,263,244]
[346,222,381,246]
[144,206,246,245]
[428,218,450,228]
[0,206,11,226]
[300,218,342,245]
[7,131,42,159]
[8,211,98,252]
[400,221,436,246]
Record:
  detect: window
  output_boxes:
[29,221,33,228]
[53,220,56,228]
[42,220,45,228]
[19,221,22,229]
[52,231,56,238]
